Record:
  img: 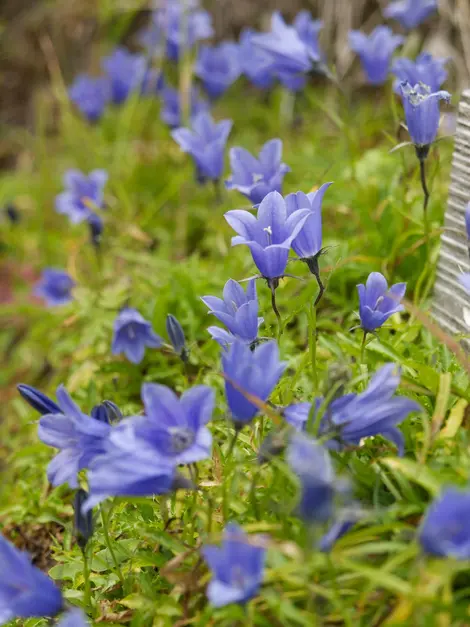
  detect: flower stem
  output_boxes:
[268,278,283,338]
[308,301,318,396]
[81,546,92,615]
[360,330,367,365]
[100,504,125,588]
[306,256,324,307]
[419,157,430,257]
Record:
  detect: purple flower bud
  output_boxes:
[17,384,62,416]
[166,314,187,359]
[74,489,93,549]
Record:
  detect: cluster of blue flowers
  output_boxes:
[6,0,470,623]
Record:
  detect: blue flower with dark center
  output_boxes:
[34,269,75,307]
[349,26,404,85]
[160,85,209,129]
[202,523,266,607]
[384,0,438,29]
[195,42,242,100]
[226,139,290,205]
[357,271,406,332]
[69,75,111,123]
[419,487,470,558]
[391,52,448,94]
[55,169,107,225]
[111,307,163,364]
[0,534,63,622]
[101,47,146,105]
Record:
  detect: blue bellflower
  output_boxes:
[349,26,404,85]
[391,52,448,94]
[110,383,214,465]
[17,384,61,416]
[112,307,163,364]
[55,169,107,225]
[201,279,263,346]
[68,75,111,123]
[172,112,233,182]
[319,519,356,552]
[202,523,266,608]
[195,43,241,100]
[222,339,286,426]
[287,432,336,523]
[293,11,324,65]
[225,191,310,280]
[101,47,146,105]
[160,85,209,129]
[38,386,111,488]
[384,0,438,29]
[34,268,75,307]
[419,487,470,559]
[57,608,90,627]
[226,139,290,205]
[357,271,406,332]
[0,534,63,622]
[399,82,451,157]
[238,29,275,90]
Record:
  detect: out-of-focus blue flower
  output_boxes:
[57,608,90,627]
[110,383,214,465]
[459,273,470,294]
[139,0,213,61]
[69,75,110,123]
[17,384,61,416]
[285,183,332,261]
[238,29,275,90]
[225,191,309,279]
[419,487,470,558]
[293,11,324,63]
[140,68,165,96]
[384,0,438,29]
[38,386,111,488]
[391,53,448,94]
[202,279,263,345]
[160,85,209,129]
[287,432,336,523]
[34,269,75,307]
[283,401,320,431]
[399,82,451,154]
[464,202,470,241]
[74,489,93,549]
[172,112,232,181]
[349,26,403,85]
[207,326,237,348]
[55,169,107,225]
[166,314,187,360]
[101,47,146,105]
[222,339,286,425]
[319,519,356,552]
[202,523,266,608]
[195,43,241,100]
[226,139,290,205]
[87,212,104,248]
[357,272,406,332]
[112,307,163,364]
[0,534,63,622]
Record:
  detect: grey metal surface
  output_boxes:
[434,89,470,336]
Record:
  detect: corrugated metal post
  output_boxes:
[433,90,470,336]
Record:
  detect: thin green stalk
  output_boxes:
[222,430,239,522]
[325,553,354,627]
[419,157,430,260]
[81,546,92,615]
[360,330,367,365]
[100,504,125,587]
[308,301,318,395]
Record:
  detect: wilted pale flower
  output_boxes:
[238,29,275,90]
[0,534,63,622]
[391,52,448,94]
[34,269,75,307]
[399,81,451,157]
[101,47,146,105]
[195,42,242,100]
[172,112,232,182]
[349,26,403,85]
[160,85,209,129]
[202,523,266,607]
[224,191,309,279]
[55,169,107,225]
[17,384,61,416]
[38,386,111,488]
[357,271,406,332]
[112,307,163,364]
[202,279,263,346]
[68,75,111,123]
[419,487,470,558]
[226,139,290,205]
[222,339,286,426]
[384,0,438,30]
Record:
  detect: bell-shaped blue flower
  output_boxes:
[293,11,324,64]
[201,279,263,345]
[384,0,438,29]
[357,271,406,332]
[0,534,63,622]
[101,46,146,105]
[419,487,470,558]
[34,269,75,307]
[226,139,290,205]
[225,191,310,279]
[57,608,90,627]
[349,26,404,85]
[55,169,107,225]
[238,29,275,90]
[17,384,61,416]
[38,386,111,488]
[110,383,214,465]
[399,81,451,154]
[172,112,232,182]
[391,52,448,94]
[222,339,286,425]
[195,42,241,100]
[111,307,163,364]
[68,75,111,123]
[160,85,209,129]
[285,183,332,260]
[202,523,266,608]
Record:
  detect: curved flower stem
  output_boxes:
[419,157,430,258]
[306,256,324,307]
[100,504,125,588]
[267,278,283,338]
[308,301,318,396]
